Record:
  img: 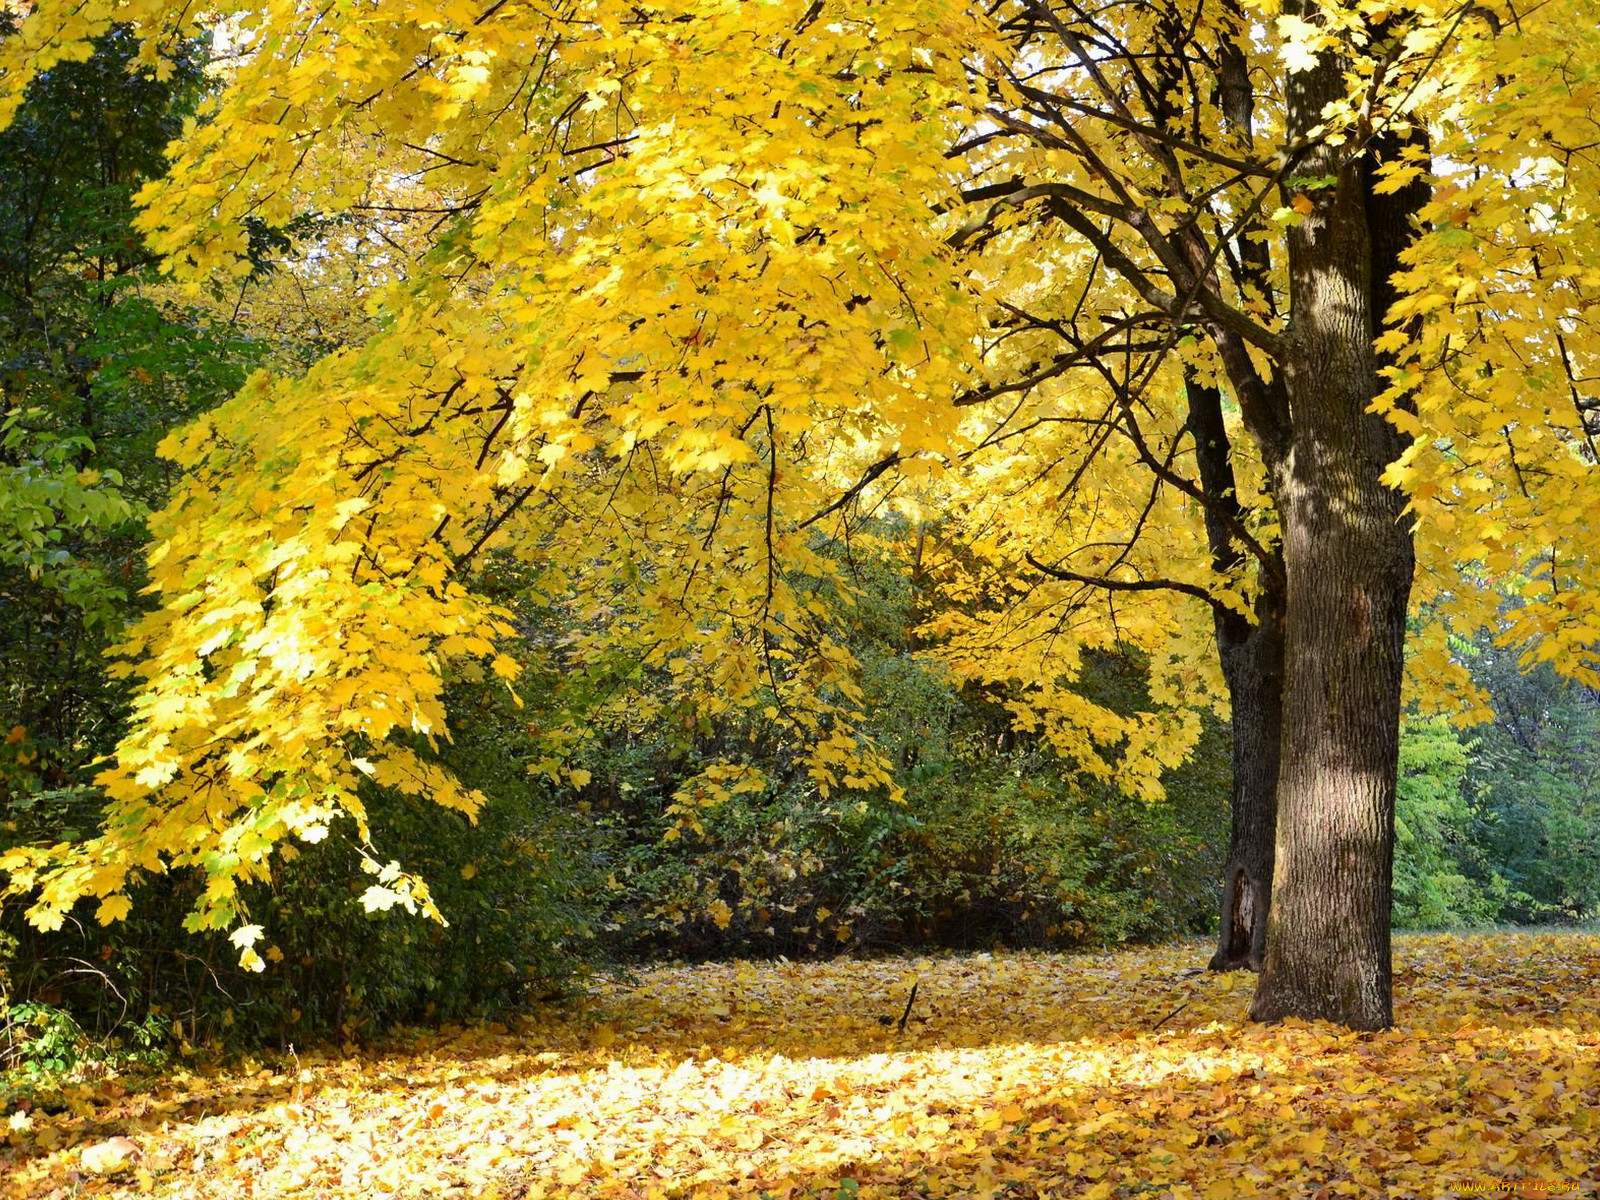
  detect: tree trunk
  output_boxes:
[1247,16,1418,1029]
[1189,11,1294,973]
[1185,378,1286,972]
[1247,411,1412,1026]
[1209,590,1285,971]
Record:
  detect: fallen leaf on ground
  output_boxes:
[2,932,1597,1198]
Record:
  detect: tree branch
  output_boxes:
[796,451,904,530]
[1023,552,1222,610]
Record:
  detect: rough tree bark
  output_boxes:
[1246,8,1423,1028]
[1187,379,1286,973]
[1208,601,1285,972]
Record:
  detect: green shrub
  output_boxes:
[1,680,603,1055]
[589,672,1229,960]
[1393,717,1515,928]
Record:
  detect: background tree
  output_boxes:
[0,24,246,843]
[1463,625,1600,921]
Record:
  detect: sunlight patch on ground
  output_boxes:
[3,933,1597,1198]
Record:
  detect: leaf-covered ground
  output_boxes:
[5,932,1598,1199]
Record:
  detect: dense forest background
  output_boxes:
[2,29,1597,1074]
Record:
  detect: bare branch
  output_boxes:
[1024,552,1222,609]
[796,451,904,530]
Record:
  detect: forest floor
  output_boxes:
[3,931,1598,1199]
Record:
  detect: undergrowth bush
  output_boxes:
[588,652,1230,961]
[1,682,601,1057]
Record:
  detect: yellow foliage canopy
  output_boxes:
[1381,7,1600,695]
[1,0,1597,947]
[0,0,1008,935]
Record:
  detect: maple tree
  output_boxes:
[929,0,1435,1024]
[830,0,1598,1023]
[0,0,1597,1036]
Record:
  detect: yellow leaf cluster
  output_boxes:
[1379,0,1600,693]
